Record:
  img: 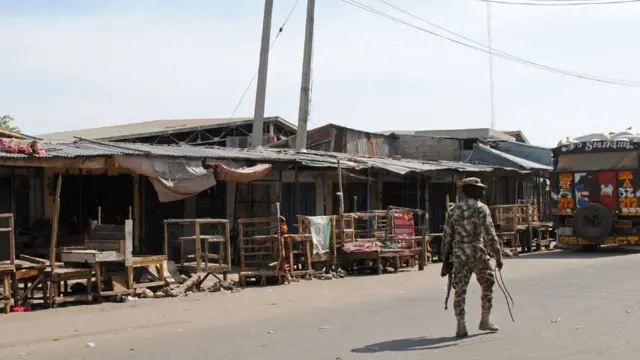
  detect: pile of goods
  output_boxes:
[557,128,639,146]
[0,139,46,156]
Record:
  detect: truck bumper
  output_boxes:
[557,234,640,246]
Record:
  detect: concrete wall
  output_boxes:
[392,135,461,161]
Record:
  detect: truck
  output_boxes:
[551,135,640,250]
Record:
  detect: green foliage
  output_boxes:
[0,115,19,132]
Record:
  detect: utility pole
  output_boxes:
[486,1,496,130]
[294,0,316,152]
[250,0,274,149]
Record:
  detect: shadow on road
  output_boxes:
[513,247,640,260]
[351,333,488,353]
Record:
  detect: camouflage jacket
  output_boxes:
[442,199,502,262]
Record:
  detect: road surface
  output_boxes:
[1,249,639,360]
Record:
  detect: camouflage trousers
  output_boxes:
[452,257,495,317]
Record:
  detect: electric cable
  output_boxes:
[340,0,640,87]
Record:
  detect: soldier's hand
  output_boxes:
[496,258,504,271]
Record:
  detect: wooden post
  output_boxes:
[124,219,133,267]
[294,164,300,220]
[417,176,426,270]
[133,175,141,254]
[336,159,345,273]
[49,175,62,273]
[8,215,15,267]
[527,203,533,252]
[194,221,202,272]
[163,221,169,258]
[225,220,231,269]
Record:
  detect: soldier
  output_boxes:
[442,177,503,338]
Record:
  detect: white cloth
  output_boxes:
[308,216,332,255]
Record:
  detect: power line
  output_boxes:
[227,0,301,119]
[343,0,640,87]
[476,0,640,6]
[524,0,636,2]
[374,0,640,85]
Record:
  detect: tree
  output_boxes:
[0,115,20,132]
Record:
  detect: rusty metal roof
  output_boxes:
[0,139,531,176]
[36,116,296,142]
[0,128,39,140]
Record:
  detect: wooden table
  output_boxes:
[60,249,167,300]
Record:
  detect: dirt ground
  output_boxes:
[1,248,639,359]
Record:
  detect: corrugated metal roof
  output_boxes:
[468,143,551,171]
[0,128,39,140]
[487,140,553,166]
[37,116,296,142]
[0,139,531,175]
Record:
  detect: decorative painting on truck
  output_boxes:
[617,171,640,215]
[574,172,593,208]
[556,173,574,211]
[596,171,616,211]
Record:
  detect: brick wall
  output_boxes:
[392,135,461,161]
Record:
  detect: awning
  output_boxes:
[207,162,272,183]
[115,156,216,203]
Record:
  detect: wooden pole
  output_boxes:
[336,159,345,272]
[49,175,63,273]
[163,221,169,259]
[417,176,426,270]
[294,164,300,220]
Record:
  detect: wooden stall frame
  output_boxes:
[238,216,287,286]
[46,175,94,308]
[490,203,553,254]
[164,218,231,287]
[338,206,428,275]
[0,213,16,313]
[294,215,335,275]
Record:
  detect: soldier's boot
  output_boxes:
[478,310,499,332]
[455,316,468,338]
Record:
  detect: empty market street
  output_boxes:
[1,249,639,360]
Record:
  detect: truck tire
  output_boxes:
[573,203,613,241]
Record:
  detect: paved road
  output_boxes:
[2,249,640,360]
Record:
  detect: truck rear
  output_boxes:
[551,137,640,249]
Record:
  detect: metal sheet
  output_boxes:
[0,138,531,176]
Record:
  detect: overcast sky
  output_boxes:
[1,0,638,147]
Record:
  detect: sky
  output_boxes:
[0,0,638,147]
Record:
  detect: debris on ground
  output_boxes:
[313,269,348,281]
[206,281,241,293]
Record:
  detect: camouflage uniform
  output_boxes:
[442,177,503,337]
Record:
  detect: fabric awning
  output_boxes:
[115,156,216,203]
[208,162,272,183]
